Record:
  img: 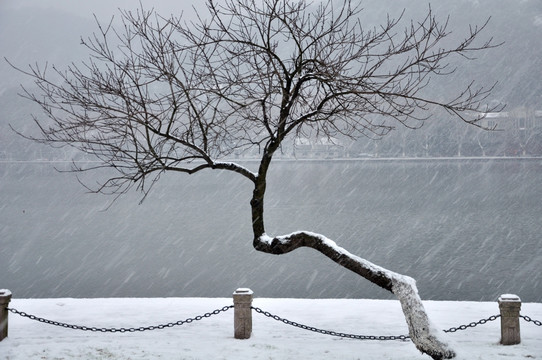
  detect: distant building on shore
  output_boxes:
[293,136,346,159]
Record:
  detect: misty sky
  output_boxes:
[1,0,202,19]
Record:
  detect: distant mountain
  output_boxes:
[2,0,540,103]
[1,0,541,160]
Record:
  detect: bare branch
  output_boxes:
[9,2,503,358]
[8,0,501,205]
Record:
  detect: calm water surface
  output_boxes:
[1,158,541,301]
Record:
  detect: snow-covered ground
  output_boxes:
[1,297,541,359]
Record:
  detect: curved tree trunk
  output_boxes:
[247,145,455,359]
[249,149,455,360]
[252,231,455,359]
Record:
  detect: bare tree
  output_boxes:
[10,1,502,358]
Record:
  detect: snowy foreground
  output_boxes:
[1,297,541,360]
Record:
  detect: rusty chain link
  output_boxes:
[7,305,233,333]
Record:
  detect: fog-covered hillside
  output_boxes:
[1,0,541,160]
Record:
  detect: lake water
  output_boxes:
[1,158,541,302]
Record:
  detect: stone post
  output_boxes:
[0,289,12,342]
[498,294,521,345]
[233,288,253,339]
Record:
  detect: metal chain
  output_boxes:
[443,314,500,333]
[520,315,542,326]
[7,305,233,333]
[252,307,511,340]
[251,306,410,341]
[8,303,540,340]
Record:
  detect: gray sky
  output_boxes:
[1,0,198,20]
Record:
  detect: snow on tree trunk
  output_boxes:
[253,231,455,360]
[393,275,455,359]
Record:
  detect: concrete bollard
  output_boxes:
[498,294,521,345]
[233,288,253,339]
[0,289,12,342]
